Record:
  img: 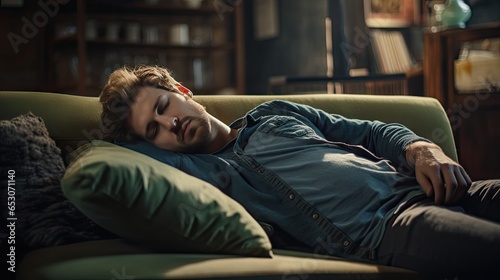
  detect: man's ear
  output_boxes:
[176,84,193,98]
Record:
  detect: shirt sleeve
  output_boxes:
[254,100,432,170]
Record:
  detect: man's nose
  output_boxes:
[155,115,179,132]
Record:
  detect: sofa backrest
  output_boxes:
[0,91,457,164]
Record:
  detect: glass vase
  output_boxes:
[441,0,472,28]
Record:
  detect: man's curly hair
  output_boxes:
[99,65,183,142]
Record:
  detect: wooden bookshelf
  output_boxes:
[46,0,245,96]
[268,68,423,95]
[424,22,500,180]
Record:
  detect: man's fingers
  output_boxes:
[444,182,458,204]
[411,144,471,205]
[449,168,472,203]
[433,182,445,205]
[442,165,471,204]
[442,166,458,204]
[416,171,434,198]
[460,168,472,187]
[427,166,445,205]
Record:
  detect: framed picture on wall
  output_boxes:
[364,0,421,28]
[253,0,280,40]
[0,0,24,7]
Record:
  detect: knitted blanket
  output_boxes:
[0,112,115,254]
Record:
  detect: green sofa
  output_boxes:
[0,91,456,280]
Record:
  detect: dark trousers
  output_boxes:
[377,180,500,280]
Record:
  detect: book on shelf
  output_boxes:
[370,29,415,74]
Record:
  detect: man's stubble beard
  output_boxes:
[181,100,213,154]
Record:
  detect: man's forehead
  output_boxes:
[127,88,157,135]
[136,86,177,100]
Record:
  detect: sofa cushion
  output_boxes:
[18,239,420,280]
[61,140,272,257]
[0,113,114,254]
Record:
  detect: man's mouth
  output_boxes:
[182,119,192,141]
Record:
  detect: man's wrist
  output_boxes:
[405,141,441,168]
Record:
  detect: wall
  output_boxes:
[467,0,500,25]
[243,0,328,94]
[0,2,49,91]
[2,0,499,94]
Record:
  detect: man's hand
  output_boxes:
[405,141,472,205]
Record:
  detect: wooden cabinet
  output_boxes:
[47,0,244,96]
[424,22,500,180]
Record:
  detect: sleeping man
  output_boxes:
[99,65,500,279]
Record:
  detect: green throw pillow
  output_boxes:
[61,140,272,257]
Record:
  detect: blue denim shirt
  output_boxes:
[120,100,429,261]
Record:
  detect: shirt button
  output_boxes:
[258,167,265,173]
[288,194,295,200]
[311,213,319,220]
[343,240,350,247]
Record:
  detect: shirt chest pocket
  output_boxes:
[257,116,317,138]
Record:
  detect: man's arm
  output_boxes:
[254,100,430,168]
[253,101,472,205]
[405,141,472,205]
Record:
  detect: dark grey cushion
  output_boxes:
[0,112,115,253]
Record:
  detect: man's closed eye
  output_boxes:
[146,122,159,141]
[157,96,169,114]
